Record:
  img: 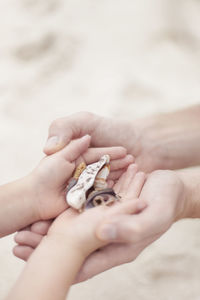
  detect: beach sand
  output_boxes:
[0,0,200,299]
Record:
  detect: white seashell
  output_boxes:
[67,155,110,210]
[94,164,110,190]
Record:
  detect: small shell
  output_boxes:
[73,162,86,180]
[85,188,118,209]
[94,164,110,190]
[67,155,110,210]
[67,162,86,192]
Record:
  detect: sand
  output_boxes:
[0,0,200,299]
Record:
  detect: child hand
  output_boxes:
[14,164,146,263]
[49,201,145,259]
[28,135,133,221]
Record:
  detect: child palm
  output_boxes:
[14,164,146,265]
[30,135,133,221]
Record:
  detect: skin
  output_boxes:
[13,166,190,283]
[7,166,146,300]
[14,105,200,281]
[15,166,200,282]
[0,135,132,237]
[44,106,200,171]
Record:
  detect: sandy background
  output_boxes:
[0,0,200,299]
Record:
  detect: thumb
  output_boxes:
[44,121,75,155]
[96,201,147,243]
[59,135,91,162]
[96,215,134,243]
[44,112,97,155]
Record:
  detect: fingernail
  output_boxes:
[45,136,59,150]
[126,155,134,163]
[128,163,137,170]
[99,224,117,241]
[81,134,91,141]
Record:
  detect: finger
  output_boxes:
[76,245,127,282]
[97,206,151,243]
[59,135,91,162]
[107,199,146,217]
[14,231,43,248]
[44,112,98,155]
[75,243,140,283]
[113,173,127,194]
[81,147,127,165]
[13,245,34,261]
[76,234,158,283]
[120,164,138,192]
[31,220,52,235]
[126,172,146,199]
[109,155,134,171]
[113,164,137,194]
[18,225,31,232]
[108,169,126,181]
[107,180,114,188]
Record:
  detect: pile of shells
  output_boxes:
[66,155,119,212]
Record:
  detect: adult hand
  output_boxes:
[81,170,186,281]
[43,112,159,172]
[13,164,146,264]
[13,170,188,283]
[43,107,200,172]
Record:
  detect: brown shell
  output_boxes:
[85,188,119,209]
[67,162,86,192]
[73,162,86,180]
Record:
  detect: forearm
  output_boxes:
[7,235,84,300]
[177,167,200,219]
[0,175,37,237]
[135,105,200,171]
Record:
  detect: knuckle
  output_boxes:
[49,118,64,131]
[76,111,96,122]
[49,112,95,132]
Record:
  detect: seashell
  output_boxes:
[66,162,86,192]
[94,164,110,190]
[73,162,86,180]
[66,155,110,210]
[85,188,118,209]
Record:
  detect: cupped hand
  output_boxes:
[30,134,133,221]
[13,164,146,268]
[43,112,162,172]
[81,170,185,281]
[14,169,186,283]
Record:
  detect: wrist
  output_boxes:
[48,215,105,259]
[21,174,41,223]
[133,115,174,172]
[176,168,200,219]
[0,175,40,237]
[46,231,87,262]
[134,107,200,172]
